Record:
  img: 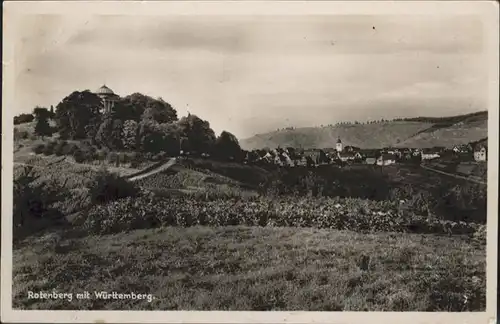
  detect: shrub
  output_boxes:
[96,150,107,161]
[42,145,53,156]
[33,144,46,154]
[135,152,145,163]
[88,170,140,204]
[156,152,167,160]
[54,141,66,156]
[84,197,161,235]
[391,180,487,224]
[421,270,486,311]
[46,141,57,150]
[72,149,85,163]
[119,152,128,164]
[130,159,141,168]
[107,152,119,164]
[14,129,29,141]
[75,141,97,162]
[62,143,78,155]
[102,147,109,157]
[34,116,53,138]
[13,166,69,240]
[436,183,487,223]
[471,225,486,246]
[81,150,95,162]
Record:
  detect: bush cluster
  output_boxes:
[14,113,35,125]
[17,157,98,189]
[14,129,29,141]
[13,166,69,240]
[390,182,486,224]
[31,140,152,166]
[83,193,484,236]
[88,170,140,204]
[33,144,46,154]
[257,166,487,224]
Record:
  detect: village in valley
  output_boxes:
[239,136,487,168]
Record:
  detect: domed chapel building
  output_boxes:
[95,84,120,114]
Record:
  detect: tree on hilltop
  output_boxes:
[95,114,124,149]
[33,106,51,120]
[137,120,168,154]
[158,122,182,156]
[177,114,216,154]
[55,91,101,139]
[142,97,178,124]
[33,107,53,138]
[118,93,178,124]
[122,120,139,150]
[213,130,242,161]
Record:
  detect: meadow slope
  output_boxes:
[240,111,488,150]
[13,226,485,311]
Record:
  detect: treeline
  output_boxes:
[14,114,34,125]
[14,106,55,125]
[402,111,487,124]
[274,111,488,129]
[276,127,296,131]
[17,90,243,161]
[332,111,487,126]
[333,120,388,126]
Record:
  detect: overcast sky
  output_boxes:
[14,14,487,139]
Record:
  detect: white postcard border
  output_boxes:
[2,1,498,323]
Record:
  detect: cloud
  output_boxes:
[377,80,475,100]
[66,16,252,54]
[13,14,488,138]
[64,15,483,55]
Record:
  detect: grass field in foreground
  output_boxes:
[13,226,485,311]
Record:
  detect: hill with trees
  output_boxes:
[14,89,242,163]
[240,111,488,150]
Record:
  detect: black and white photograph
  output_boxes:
[2,1,498,323]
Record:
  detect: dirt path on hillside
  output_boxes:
[127,158,177,182]
[420,164,487,185]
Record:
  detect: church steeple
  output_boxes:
[336,137,343,152]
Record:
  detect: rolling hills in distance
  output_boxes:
[240,111,488,150]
